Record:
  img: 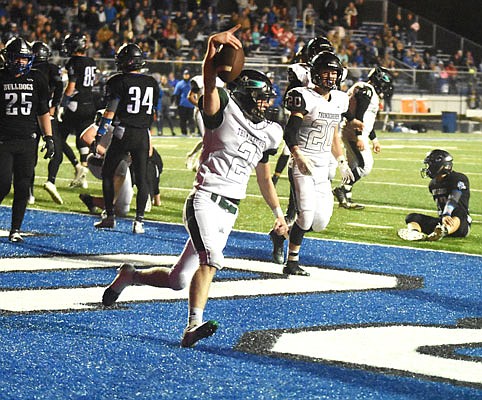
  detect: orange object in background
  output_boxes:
[416,99,429,113]
[401,99,415,113]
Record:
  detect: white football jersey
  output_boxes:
[195,90,283,200]
[341,81,380,138]
[287,63,313,89]
[285,87,349,167]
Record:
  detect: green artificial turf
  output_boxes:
[15,130,482,256]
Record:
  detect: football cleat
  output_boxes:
[340,201,364,210]
[333,187,348,206]
[397,228,427,241]
[132,220,145,234]
[102,263,136,306]
[8,230,24,243]
[180,320,219,348]
[283,260,310,276]
[70,165,89,188]
[94,214,116,229]
[426,223,448,242]
[43,181,63,205]
[269,229,285,264]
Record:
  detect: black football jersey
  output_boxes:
[0,68,50,139]
[429,171,470,217]
[65,55,97,104]
[105,73,159,129]
[32,62,63,107]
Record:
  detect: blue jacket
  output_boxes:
[173,79,194,108]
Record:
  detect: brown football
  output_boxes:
[213,44,245,83]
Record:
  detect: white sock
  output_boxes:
[188,307,203,327]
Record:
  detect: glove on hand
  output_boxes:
[337,156,354,184]
[42,136,55,159]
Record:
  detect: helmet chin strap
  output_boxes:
[232,92,264,123]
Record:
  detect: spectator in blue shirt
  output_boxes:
[173,69,195,136]
[265,72,283,123]
[104,0,118,25]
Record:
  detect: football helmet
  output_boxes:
[115,43,146,72]
[32,41,51,63]
[292,36,334,64]
[61,33,87,56]
[310,51,343,90]
[367,66,394,98]
[306,36,334,62]
[231,69,276,123]
[4,37,34,76]
[420,149,453,179]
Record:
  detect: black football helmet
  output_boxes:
[310,51,343,91]
[115,43,146,72]
[306,36,334,62]
[420,149,453,179]
[292,36,334,64]
[61,33,87,56]
[32,41,51,63]
[367,66,394,98]
[231,69,276,123]
[4,37,34,76]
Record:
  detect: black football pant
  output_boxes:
[177,106,194,136]
[102,127,150,221]
[0,137,37,231]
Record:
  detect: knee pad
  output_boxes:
[312,217,329,232]
[296,209,315,231]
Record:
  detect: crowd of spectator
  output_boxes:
[0,0,480,98]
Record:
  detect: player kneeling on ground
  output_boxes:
[398,149,471,241]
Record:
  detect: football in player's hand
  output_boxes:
[213,44,244,83]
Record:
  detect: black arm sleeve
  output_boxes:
[283,115,303,149]
[341,111,355,122]
[369,130,377,140]
[354,86,373,121]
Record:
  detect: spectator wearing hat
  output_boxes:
[173,69,195,136]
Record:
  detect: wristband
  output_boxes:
[97,117,112,136]
[272,206,283,218]
[337,155,347,165]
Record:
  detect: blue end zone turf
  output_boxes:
[0,208,481,399]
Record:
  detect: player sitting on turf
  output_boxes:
[398,149,471,241]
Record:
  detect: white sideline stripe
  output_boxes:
[0,256,399,312]
[381,145,458,150]
[19,180,482,217]
[365,180,482,193]
[346,223,393,229]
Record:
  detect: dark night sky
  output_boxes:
[390,0,482,45]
